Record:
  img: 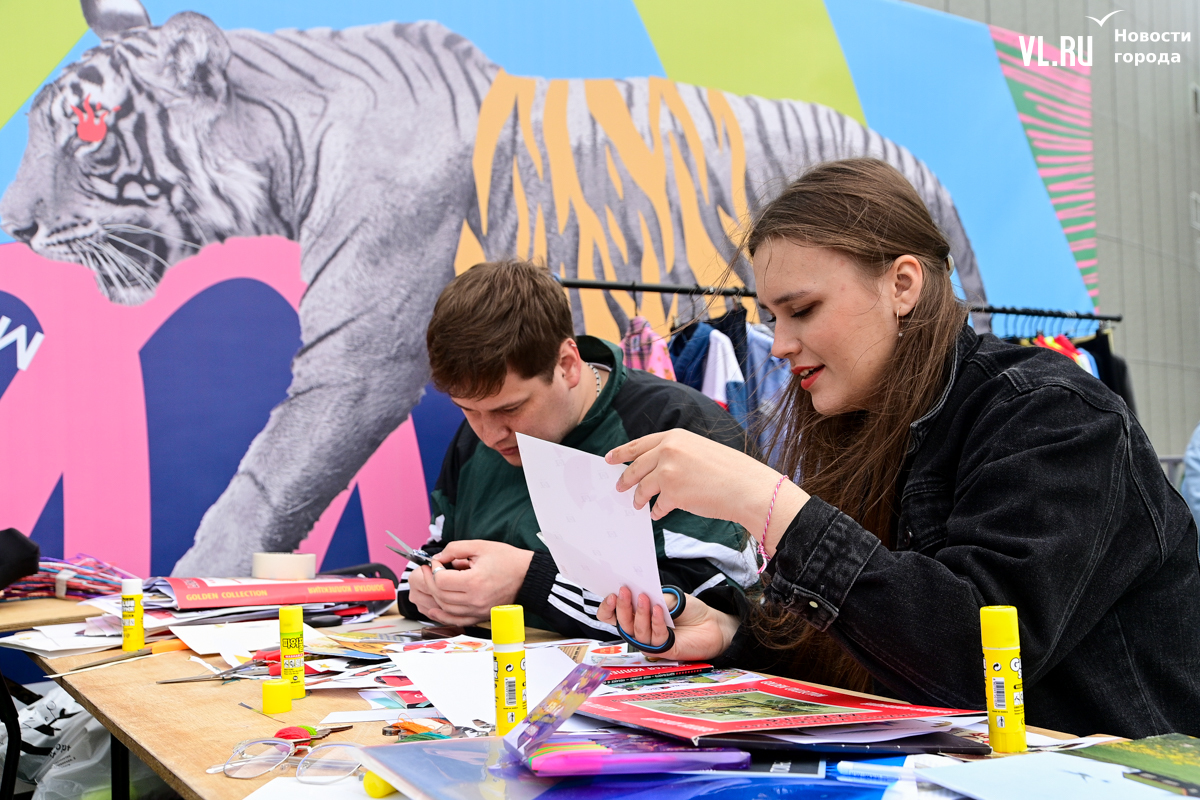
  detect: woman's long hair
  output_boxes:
[743,158,967,691]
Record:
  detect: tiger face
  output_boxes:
[0,12,267,305]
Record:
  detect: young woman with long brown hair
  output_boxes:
[598,158,1200,738]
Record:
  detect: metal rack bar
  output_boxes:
[554,277,1122,323]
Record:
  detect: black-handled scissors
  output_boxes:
[615,585,685,654]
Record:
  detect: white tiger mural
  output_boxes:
[0,0,987,576]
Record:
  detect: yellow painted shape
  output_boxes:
[473,71,541,235]
[708,89,749,224]
[542,80,621,341]
[584,79,674,274]
[462,65,761,338]
[634,0,865,125]
[531,205,547,265]
[0,0,89,130]
[666,129,724,289]
[605,144,624,201]
[637,211,673,330]
[453,221,486,275]
[512,157,530,258]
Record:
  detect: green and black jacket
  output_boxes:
[397,337,759,637]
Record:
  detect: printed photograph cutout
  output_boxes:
[627,690,867,723]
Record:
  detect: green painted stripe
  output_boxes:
[0,0,89,130]
[633,0,865,125]
[990,28,1098,308]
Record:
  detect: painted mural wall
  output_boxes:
[0,0,1094,580]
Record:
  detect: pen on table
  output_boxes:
[835,761,918,782]
[46,638,190,678]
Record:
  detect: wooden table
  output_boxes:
[30,622,563,800]
[0,597,101,633]
[30,631,1077,800]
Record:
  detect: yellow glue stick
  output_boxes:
[980,605,1026,753]
[279,605,305,699]
[120,578,144,652]
[491,604,527,736]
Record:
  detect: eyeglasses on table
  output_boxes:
[207,738,366,784]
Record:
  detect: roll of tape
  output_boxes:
[252,552,316,581]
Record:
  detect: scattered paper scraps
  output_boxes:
[390,646,578,728]
[596,668,761,696]
[384,635,492,654]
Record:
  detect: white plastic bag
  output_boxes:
[0,684,87,784]
[32,713,174,800]
[0,684,174,799]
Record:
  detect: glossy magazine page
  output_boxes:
[360,737,886,800]
[578,677,977,744]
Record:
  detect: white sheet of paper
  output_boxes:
[167,621,321,656]
[389,646,581,728]
[917,751,1167,800]
[526,645,581,706]
[243,776,368,799]
[0,630,117,658]
[388,652,492,727]
[517,433,672,627]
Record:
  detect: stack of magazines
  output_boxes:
[0,575,397,658]
[81,575,397,635]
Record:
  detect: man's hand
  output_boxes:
[408,541,535,626]
[405,565,447,623]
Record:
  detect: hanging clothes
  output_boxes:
[620,315,676,381]
[701,329,746,416]
[744,323,789,414]
[669,322,713,391]
[1033,333,1095,377]
[708,307,749,375]
[744,323,790,457]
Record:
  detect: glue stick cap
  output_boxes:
[279,605,303,629]
[121,578,143,596]
[491,605,525,645]
[980,605,1020,649]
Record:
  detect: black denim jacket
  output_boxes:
[723,325,1200,738]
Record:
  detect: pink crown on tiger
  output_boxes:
[71,95,119,143]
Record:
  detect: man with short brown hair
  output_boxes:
[398,259,757,637]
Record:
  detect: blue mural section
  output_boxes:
[141,279,300,575]
[411,383,465,502]
[0,0,664,244]
[0,290,44,398]
[827,0,1091,313]
[30,476,65,560]
[320,486,371,571]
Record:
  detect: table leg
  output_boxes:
[111,733,130,800]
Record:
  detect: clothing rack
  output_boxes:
[554,277,1123,324]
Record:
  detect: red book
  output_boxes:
[157,576,395,609]
[600,663,714,685]
[579,675,977,745]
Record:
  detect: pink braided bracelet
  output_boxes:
[757,474,790,574]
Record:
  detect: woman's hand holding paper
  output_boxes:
[606,429,809,555]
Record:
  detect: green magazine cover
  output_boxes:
[1069,734,1200,796]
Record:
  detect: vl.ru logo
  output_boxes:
[1018,35,1094,67]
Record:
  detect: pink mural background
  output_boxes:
[0,237,431,577]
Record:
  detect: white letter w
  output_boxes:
[0,316,45,370]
